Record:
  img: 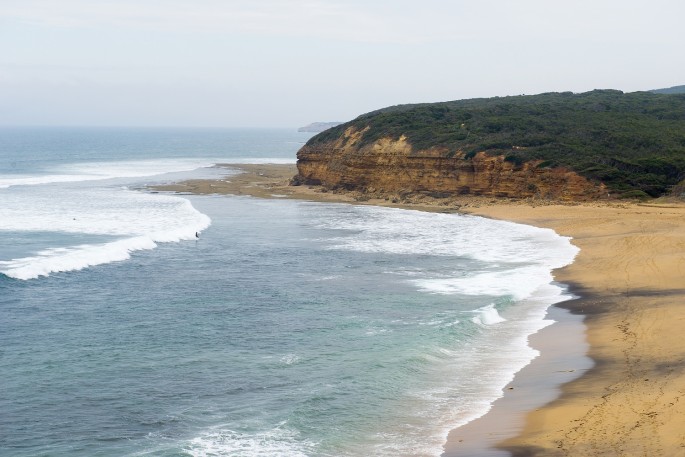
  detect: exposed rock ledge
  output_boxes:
[295,128,607,201]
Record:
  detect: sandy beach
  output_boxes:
[153,164,685,456]
[466,202,685,456]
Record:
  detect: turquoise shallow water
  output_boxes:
[0,128,578,456]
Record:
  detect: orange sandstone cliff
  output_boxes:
[295,127,606,201]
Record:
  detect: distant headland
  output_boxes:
[297,122,343,133]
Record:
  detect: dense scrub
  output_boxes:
[307,90,685,197]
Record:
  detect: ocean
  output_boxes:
[0,127,579,456]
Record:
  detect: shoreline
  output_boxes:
[442,302,592,457]
[152,163,685,456]
[464,202,685,456]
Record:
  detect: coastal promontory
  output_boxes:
[295,90,685,201]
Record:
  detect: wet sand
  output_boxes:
[152,163,685,456]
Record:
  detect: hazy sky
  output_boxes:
[1,0,683,127]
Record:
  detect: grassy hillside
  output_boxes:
[308,90,685,197]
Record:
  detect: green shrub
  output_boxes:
[619,190,651,200]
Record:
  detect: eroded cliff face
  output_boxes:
[295,127,606,201]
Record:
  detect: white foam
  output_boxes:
[0,237,157,280]
[413,265,554,300]
[0,158,218,189]
[365,326,391,336]
[314,205,578,302]
[318,205,577,268]
[470,304,506,325]
[185,426,313,457]
[3,187,204,233]
[0,211,209,280]
[0,157,298,190]
[1,173,210,280]
[280,354,300,365]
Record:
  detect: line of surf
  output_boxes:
[0,218,210,280]
[0,161,215,279]
[0,158,220,189]
[306,204,579,456]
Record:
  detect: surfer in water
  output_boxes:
[195,232,199,238]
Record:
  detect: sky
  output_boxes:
[0,0,683,128]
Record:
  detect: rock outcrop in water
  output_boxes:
[295,127,606,201]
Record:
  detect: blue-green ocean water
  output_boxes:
[0,128,578,456]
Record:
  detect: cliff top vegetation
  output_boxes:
[307,90,685,197]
